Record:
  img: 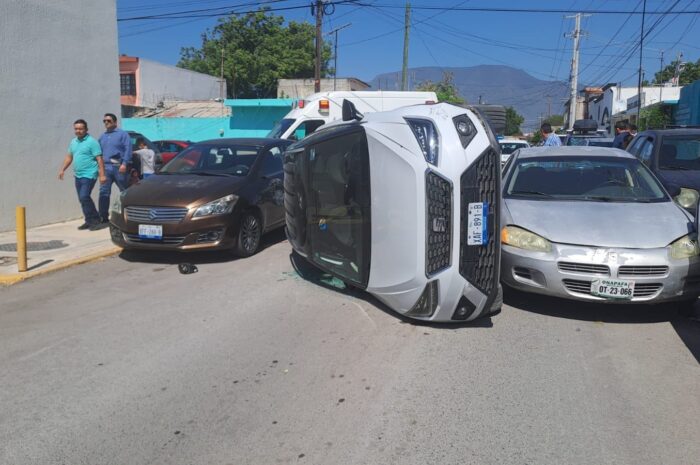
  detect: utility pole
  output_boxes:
[220,47,225,116]
[547,95,552,118]
[636,0,647,120]
[314,0,323,93]
[325,23,352,91]
[565,13,588,130]
[401,2,411,91]
[659,50,664,102]
[672,52,684,86]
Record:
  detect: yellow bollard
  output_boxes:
[16,206,27,272]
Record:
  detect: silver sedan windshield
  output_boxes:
[505,156,668,202]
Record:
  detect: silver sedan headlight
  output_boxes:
[193,194,238,218]
[674,188,699,210]
[669,234,700,260]
[501,225,552,252]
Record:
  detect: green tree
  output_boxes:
[416,72,464,104]
[504,106,524,136]
[639,105,672,131]
[178,10,332,98]
[543,114,564,127]
[529,130,543,146]
[652,58,700,86]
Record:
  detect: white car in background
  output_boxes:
[284,101,504,322]
[498,138,530,164]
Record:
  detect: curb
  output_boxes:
[0,247,122,286]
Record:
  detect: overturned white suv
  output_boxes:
[284,101,503,322]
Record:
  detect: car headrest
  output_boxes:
[660,144,677,164]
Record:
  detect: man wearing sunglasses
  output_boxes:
[98,113,132,225]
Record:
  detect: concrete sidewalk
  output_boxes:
[0,219,120,285]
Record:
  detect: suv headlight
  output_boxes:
[110,191,126,215]
[669,234,700,259]
[405,117,439,165]
[193,194,237,218]
[674,188,699,210]
[501,226,552,252]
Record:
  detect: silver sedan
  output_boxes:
[500,146,700,305]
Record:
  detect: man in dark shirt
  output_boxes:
[98,113,132,223]
[612,121,630,149]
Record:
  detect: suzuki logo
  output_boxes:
[432,217,447,233]
[148,209,158,221]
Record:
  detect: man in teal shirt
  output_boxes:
[59,119,106,230]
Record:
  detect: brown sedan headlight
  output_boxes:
[193,195,238,218]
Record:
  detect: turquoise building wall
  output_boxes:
[123,99,293,142]
[674,80,700,126]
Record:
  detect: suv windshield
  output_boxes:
[658,135,700,171]
[505,156,668,203]
[161,144,259,176]
[267,118,295,139]
[567,135,607,146]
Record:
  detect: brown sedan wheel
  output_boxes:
[235,211,262,257]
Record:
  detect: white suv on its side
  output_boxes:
[283,102,503,322]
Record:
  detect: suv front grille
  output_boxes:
[459,148,499,294]
[125,206,188,224]
[425,171,452,276]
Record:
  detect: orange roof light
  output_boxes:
[319,99,330,111]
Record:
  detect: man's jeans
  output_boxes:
[74,177,100,225]
[99,163,127,222]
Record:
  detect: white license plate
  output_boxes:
[467,202,488,246]
[138,224,162,239]
[591,278,635,299]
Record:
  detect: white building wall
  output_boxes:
[0,0,120,231]
[138,59,223,108]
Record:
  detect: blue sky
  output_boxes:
[117,0,700,87]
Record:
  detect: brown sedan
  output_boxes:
[109,138,292,256]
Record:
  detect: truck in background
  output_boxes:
[267,91,438,140]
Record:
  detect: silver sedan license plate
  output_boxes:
[591,278,634,299]
[138,224,163,239]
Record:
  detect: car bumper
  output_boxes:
[110,213,238,251]
[502,242,700,303]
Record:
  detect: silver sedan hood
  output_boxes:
[503,199,693,248]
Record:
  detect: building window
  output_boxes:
[120,74,136,96]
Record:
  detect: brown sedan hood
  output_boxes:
[123,174,245,208]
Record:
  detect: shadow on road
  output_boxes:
[505,285,700,364]
[289,251,495,329]
[117,229,287,265]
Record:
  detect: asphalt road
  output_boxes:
[2,234,699,465]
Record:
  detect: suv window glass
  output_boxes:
[639,139,654,165]
[627,136,645,155]
[260,147,283,175]
[658,136,700,170]
[308,130,371,285]
[293,120,326,140]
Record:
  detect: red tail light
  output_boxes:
[298,99,305,109]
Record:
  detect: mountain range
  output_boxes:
[368,65,569,131]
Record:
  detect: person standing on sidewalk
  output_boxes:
[58,119,106,230]
[98,113,132,223]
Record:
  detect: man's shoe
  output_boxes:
[77,222,91,230]
[89,222,108,231]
